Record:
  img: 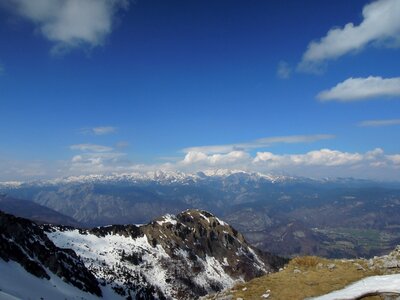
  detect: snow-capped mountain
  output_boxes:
[2,171,400,259]
[0,170,295,188]
[0,170,302,228]
[0,209,286,300]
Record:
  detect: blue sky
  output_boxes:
[0,0,400,180]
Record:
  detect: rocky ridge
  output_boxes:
[45,209,287,299]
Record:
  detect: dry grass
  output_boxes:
[229,257,383,300]
[291,256,321,268]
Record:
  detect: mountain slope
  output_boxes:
[210,246,400,300]
[0,194,80,226]
[0,209,285,299]
[0,259,123,300]
[0,211,102,298]
[45,209,287,299]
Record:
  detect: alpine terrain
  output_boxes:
[2,170,400,258]
[0,209,286,300]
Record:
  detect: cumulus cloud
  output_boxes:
[358,119,400,127]
[2,0,129,54]
[388,154,400,165]
[175,147,400,179]
[181,151,250,167]
[70,143,113,152]
[253,149,363,167]
[317,77,400,102]
[182,134,334,154]
[277,61,291,79]
[2,147,400,181]
[298,0,400,72]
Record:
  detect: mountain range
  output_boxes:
[1,170,400,258]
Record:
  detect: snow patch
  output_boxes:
[247,247,267,272]
[47,228,174,298]
[222,257,229,267]
[198,212,210,223]
[156,214,177,226]
[194,255,238,289]
[216,217,228,226]
[310,274,400,300]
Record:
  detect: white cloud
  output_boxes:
[388,154,400,165]
[277,61,291,79]
[364,148,385,160]
[3,0,129,53]
[253,149,363,167]
[80,126,118,135]
[69,152,128,174]
[70,143,113,152]
[175,147,400,179]
[71,152,125,165]
[181,151,250,167]
[92,126,117,135]
[317,77,400,102]
[358,119,400,127]
[68,141,130,174]
[299,0,400,72]
[182,134,334,154]
[253,148,392,171]
[2,147,400,181]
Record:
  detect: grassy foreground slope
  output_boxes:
[206,246,400,300]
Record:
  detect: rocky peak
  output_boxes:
[44,209,287,299]
[144,209,286,281]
